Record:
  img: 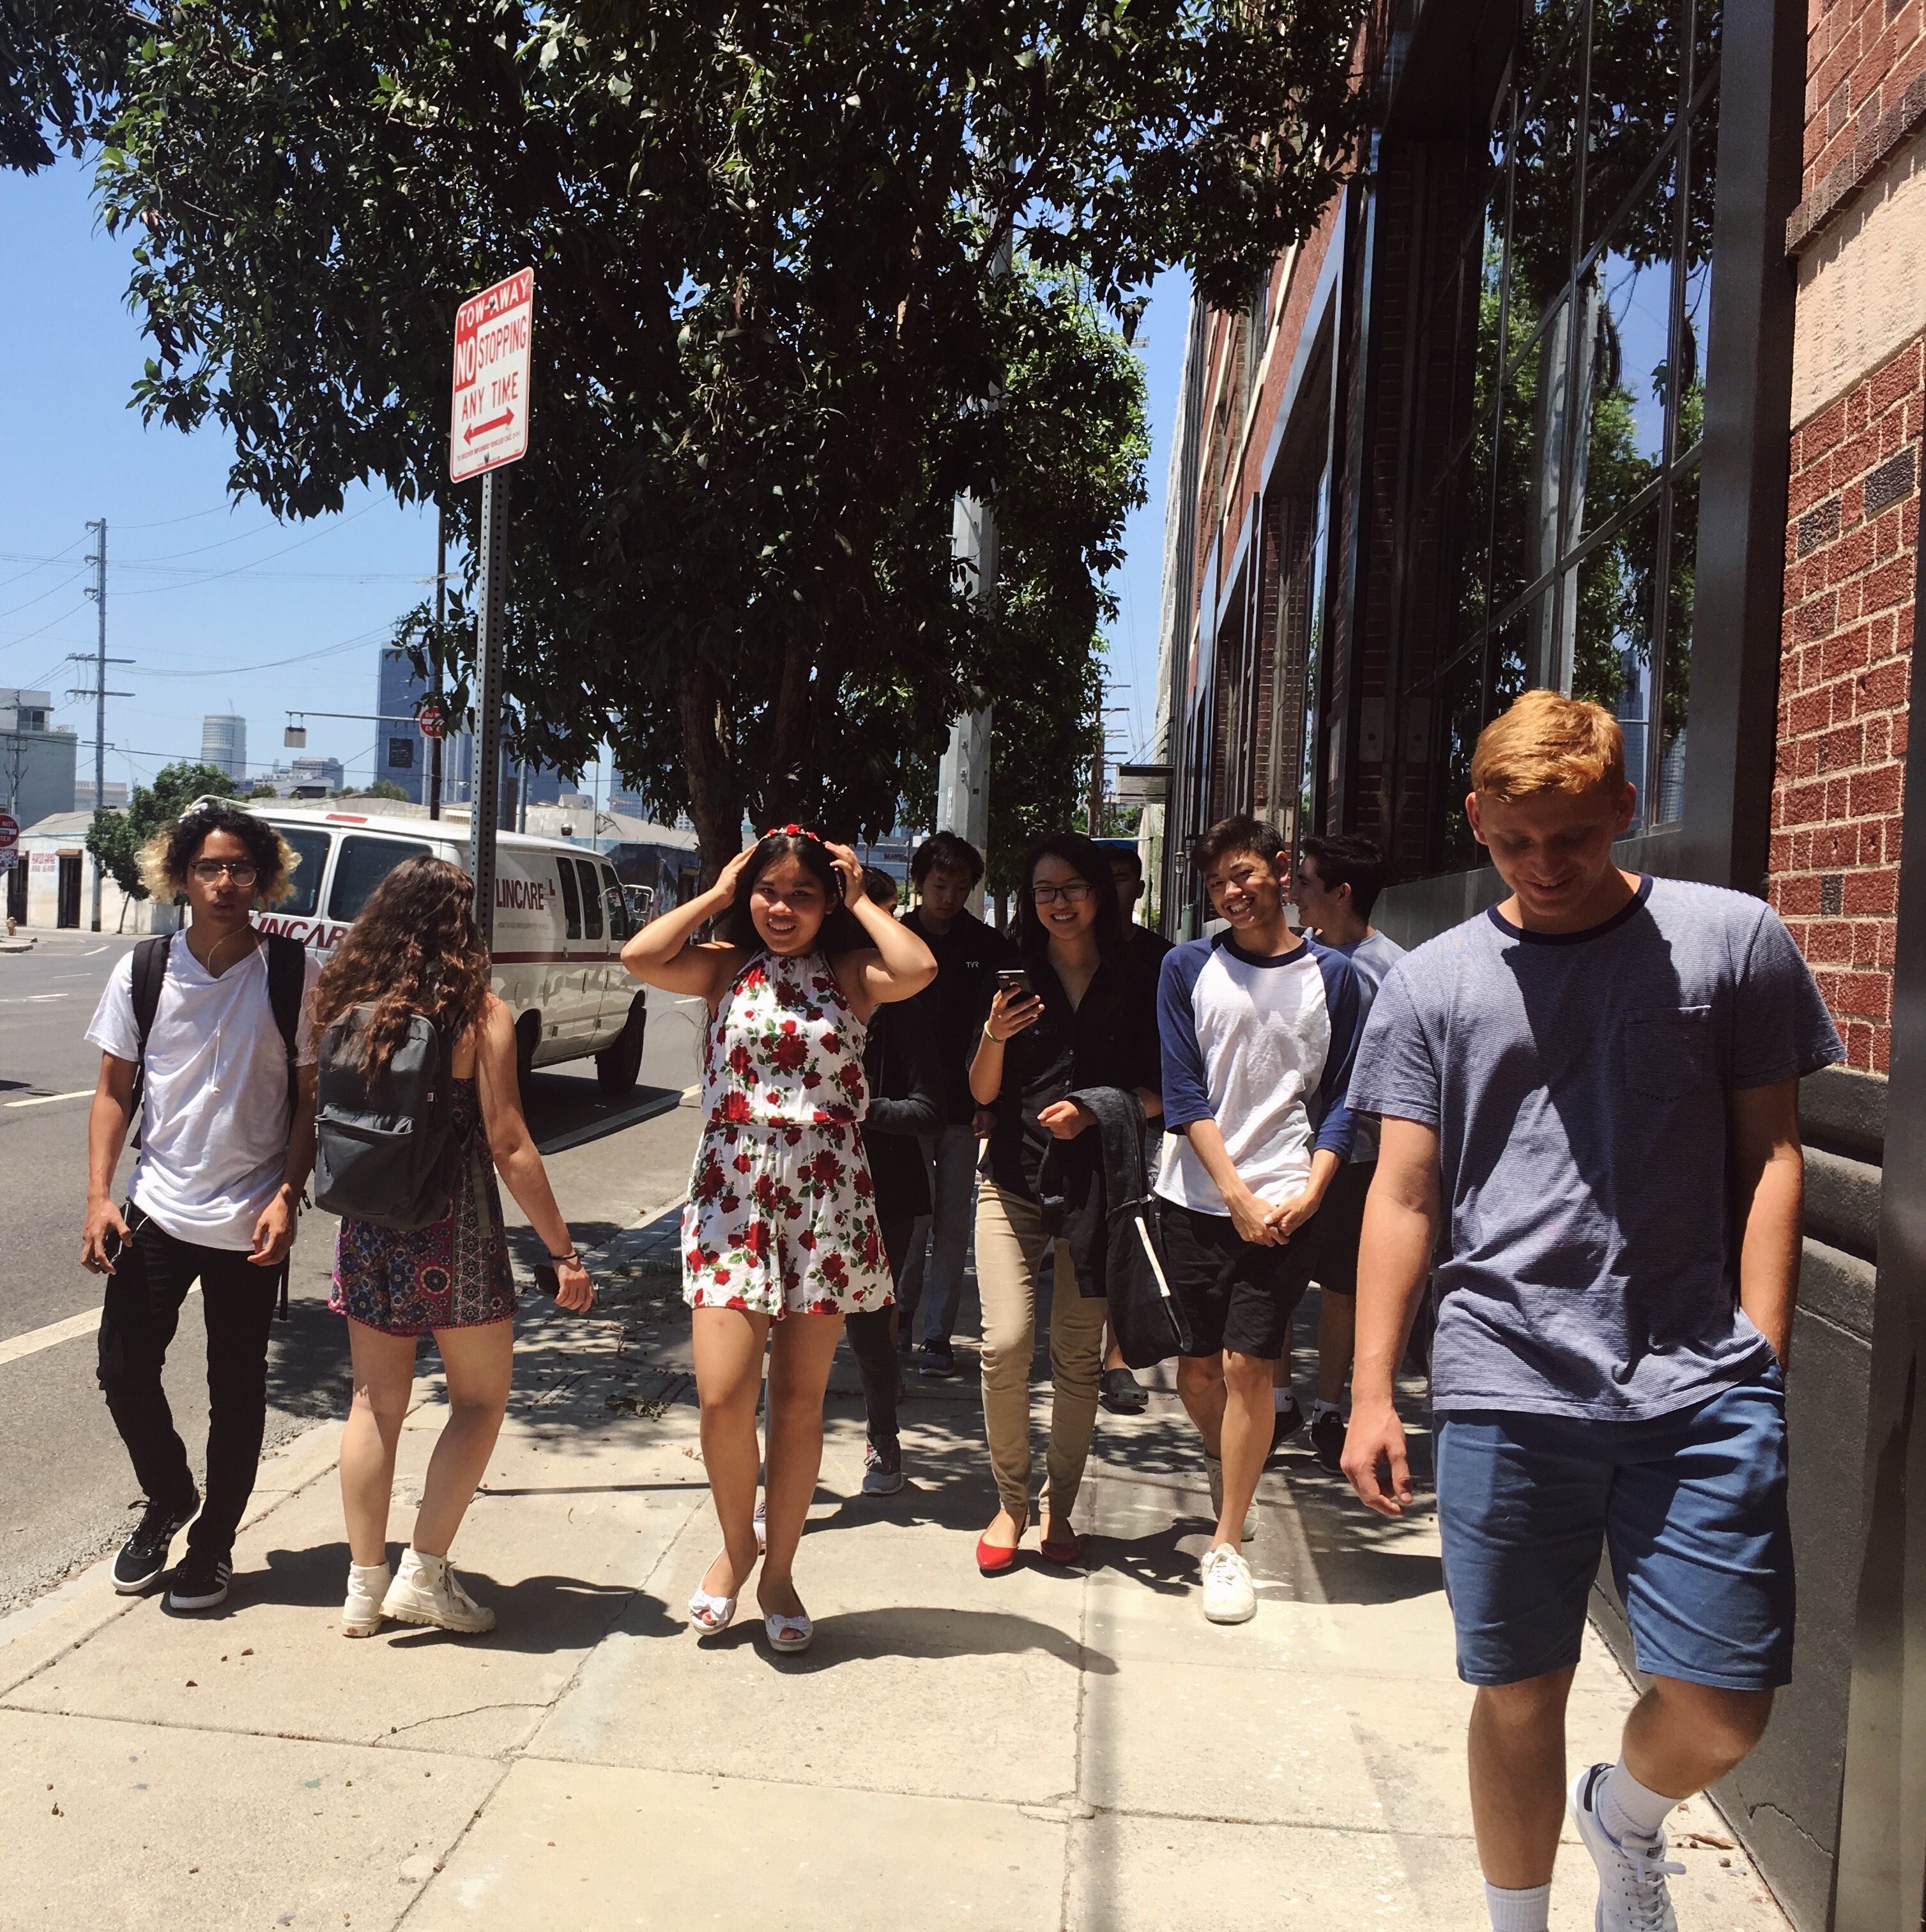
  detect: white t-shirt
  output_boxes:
[87,933,321,1250]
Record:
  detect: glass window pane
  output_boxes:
[327,836,434,923]
[1581,0,1687,257]
[555,853,582,940]
[1691,0,1721,89]
[1508,24,1582,321]
[1656,464,1699,822]
[275,827,330,919]
[1575,158,1676,542]
[1494,300,1575,613]
[1678,97,1716,459]
[575,857,604,940]
[1437,651,1486,873]
[1572,499,1662,824]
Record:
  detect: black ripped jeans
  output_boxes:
[96,1202,279,1563]
[843,1206,915,1446]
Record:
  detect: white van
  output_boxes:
[242,805,650,1099]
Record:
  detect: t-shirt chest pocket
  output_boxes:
[1620,1005,1713,1099]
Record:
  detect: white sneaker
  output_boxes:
[1204,1453,1259,1542]
[379,1548,496,1634]
[342,1560,391,1637]
[1570,1762,1683,1931]
[1200,1543,1257,1623]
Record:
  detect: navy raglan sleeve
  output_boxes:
[1157,942,1213,1132]
[1309,949,1363,1160]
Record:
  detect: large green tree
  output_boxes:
[85,759,237,914]
[84,0,1367,877]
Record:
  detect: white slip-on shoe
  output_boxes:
[1204,1453,1260,1542]
[342,1561,392,1637]
[379,1548,496,1634]
[1200,1543,1258,1624]
[1570,1762,1683,1932]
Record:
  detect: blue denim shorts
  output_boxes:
[1435,1354,1793,1691]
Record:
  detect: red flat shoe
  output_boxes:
[975,1532,1022,1575]
[1039,1533,1081,1565]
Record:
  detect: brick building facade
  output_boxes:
[1152,0,1926,1919]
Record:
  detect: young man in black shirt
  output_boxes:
[897,832,1009,1375]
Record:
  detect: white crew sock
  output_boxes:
[1313,1398,1343,1421]
[1598,1757,1675,1845]
[1482,1880,1551,1932]
[1272,1388,1295,1413]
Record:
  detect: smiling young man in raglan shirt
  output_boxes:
[1155,814,1363,1625]
[1341,691,1842,1932]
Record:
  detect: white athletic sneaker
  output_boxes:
[379,1549,496,1634]
[1200,1543,1257,1623]
[1204,1453,1259,1542]
[341,1561,392,1637]
[1570,1762,1683,1932]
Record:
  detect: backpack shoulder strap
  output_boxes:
[263,933,306,1060]
[130,935,171,1055]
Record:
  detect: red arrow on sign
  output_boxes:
[463,410,516,444]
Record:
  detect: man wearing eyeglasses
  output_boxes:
[80,801,319,1614]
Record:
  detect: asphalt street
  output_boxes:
[0,928,708,1611]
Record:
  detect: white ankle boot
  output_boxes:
[379,1548,496,1634]
[342,1560,392,1637]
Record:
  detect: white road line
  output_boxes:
[0,1286,204,1368]
[4,1089,93,1108]
[83,945,107,955]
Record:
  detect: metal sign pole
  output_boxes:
[429,506,447,820]
[466,468,509,942]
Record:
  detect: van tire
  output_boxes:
[514,1011,540,1103]
[595,993,648,1100]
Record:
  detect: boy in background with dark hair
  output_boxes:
[1288,832,1405,1472]
[898,831,1009,1376]
[1157,815,1363,1623]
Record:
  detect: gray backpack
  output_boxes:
[313,1006,465,1230]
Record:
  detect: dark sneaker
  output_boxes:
[113,1491,199,1595]
[917,1342,959,1379]
[861,1436,905,1496]
[897,1325,917,1358]
[1268,1393,1305,1459]
[1310,1407,1347,1474]
[1099,1367,1150,1415]
[163,1552,232,1613]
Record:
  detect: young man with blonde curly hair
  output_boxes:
[80,800,319,1613]
[1342,691,1840,1932]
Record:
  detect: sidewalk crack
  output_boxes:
[381,1702,544,1742]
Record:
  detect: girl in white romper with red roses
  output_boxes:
[622,829,935,1653]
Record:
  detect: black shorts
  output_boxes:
[1306,1161,1374,1296]
[1157,1198,1320,1360]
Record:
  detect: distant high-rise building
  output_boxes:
[200,713,247,781]
[376,646,474,806]
[289,755,345,795]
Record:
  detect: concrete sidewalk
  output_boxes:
[1,1206,1791,1931]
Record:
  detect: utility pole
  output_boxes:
[429,507,447,820]
[75,521,132,931]
[466,469,509,942]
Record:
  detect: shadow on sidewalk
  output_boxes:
[671,1600,1118,1674]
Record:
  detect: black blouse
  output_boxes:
[980,944,1161,1200]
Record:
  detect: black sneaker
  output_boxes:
[163,1552,232,1613]
[113,1491,199,1595]
[1099,1366,1150,1415]
[1268,1393,1305,1459]
[1310,1407,1347,1474]
[917,1342,959,1379]
[896,1325,917,1358]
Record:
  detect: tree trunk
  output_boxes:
[676,658,746,889]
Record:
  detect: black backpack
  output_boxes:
[130,931,309,1317]
[312,1006,464,1230]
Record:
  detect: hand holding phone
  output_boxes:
[986,970,1045,1045]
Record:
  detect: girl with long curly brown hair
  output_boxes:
[310,856,593,1638]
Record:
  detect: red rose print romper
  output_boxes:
[682,948,893,1319]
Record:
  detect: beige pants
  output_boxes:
[975,1182,1109,1522]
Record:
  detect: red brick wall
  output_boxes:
[1805,0,1926,203]
[1769,335,1922,1071]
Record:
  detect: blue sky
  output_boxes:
[1,153,1185,813]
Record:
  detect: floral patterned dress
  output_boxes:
[683,948,892,1319]
[330,1078,517,1336]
